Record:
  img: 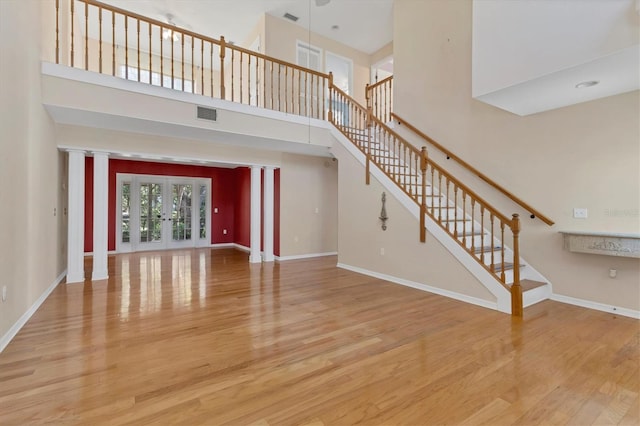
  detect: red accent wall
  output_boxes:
[83,159,278,253]
[233,167,251,249]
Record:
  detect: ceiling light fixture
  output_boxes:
[162,28,180,42]
[162,14,180,42]
[575,80,599,89]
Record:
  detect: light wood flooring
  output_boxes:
[0,248,638,425]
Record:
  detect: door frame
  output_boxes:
[116,173,212,253]
[325,50,353,95]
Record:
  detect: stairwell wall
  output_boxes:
[332,142,496,305]
[392,0,639,312]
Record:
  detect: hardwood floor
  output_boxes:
[1,248,638,425]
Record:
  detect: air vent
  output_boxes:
[197,106,217,122]
[283,12,299,22]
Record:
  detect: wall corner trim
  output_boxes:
[336,262,499,312]
[0,270,67,353]
[550,293,640,320]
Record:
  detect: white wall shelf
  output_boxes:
[560,231,640,258]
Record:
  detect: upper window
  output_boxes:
[119,66,194,93]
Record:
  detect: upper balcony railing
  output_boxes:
[55,0,329,120]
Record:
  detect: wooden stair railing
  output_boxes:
[365,75,393,124]
[331,81,524,316]
[365,76,553,226]
[56,0,329,120]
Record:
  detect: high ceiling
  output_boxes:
[98,0,394,55]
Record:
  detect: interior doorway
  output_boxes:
[371,56,393,83]
[116,174,211,252]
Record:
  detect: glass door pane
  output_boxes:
[171,184,193,243]
[199,184,207,240]
[140,182,163,244]
[121,182,131,243]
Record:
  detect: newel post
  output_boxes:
[219,36,226,99]
[420,146,428,243]
[511,214,523,317]
[328,72,334,122]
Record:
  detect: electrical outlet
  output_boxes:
[573,208,588,219]
[214,207,218,213]
[2,286,6,302]
[380,247,385,255]
[223,229,227,235]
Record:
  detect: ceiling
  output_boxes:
[98,0,394,55]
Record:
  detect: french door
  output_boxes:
[117,174,211,252]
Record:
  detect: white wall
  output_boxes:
[472,0,640,96]
[279,153,338,257]
[394,0,639,312]
[0,0,66,348]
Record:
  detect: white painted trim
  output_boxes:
[0,270,67,353]
[92,152,109,280]
[276,252,338,261]
[211,243,235,249]
[550,293,640,320]
[66,150,85,284]
[263,167,275,262]
[249,166,262,263]
[337,263,499,312]
[84,250,118,256]
[233,243,251,253]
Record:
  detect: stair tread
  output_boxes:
[519,279,547,292]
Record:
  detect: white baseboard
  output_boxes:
[211,243,236,249]
[551,293,640,320]
[276,252,338,262]
[232,243,250,253]
[337,262,498,312]
[83,250,117,256]
[0,270,67,353]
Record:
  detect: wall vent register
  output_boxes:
[197,106,217,122]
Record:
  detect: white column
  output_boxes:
[263,167,275,262]
[67,150,85,283]
[249,165,262,263]
[92,152,109,281]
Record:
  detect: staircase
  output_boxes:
[329,82,552,315]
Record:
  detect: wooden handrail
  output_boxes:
[331,85,367,114]
[392,112,554,226]
[79,0,331,81]
[367,75,393,93]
